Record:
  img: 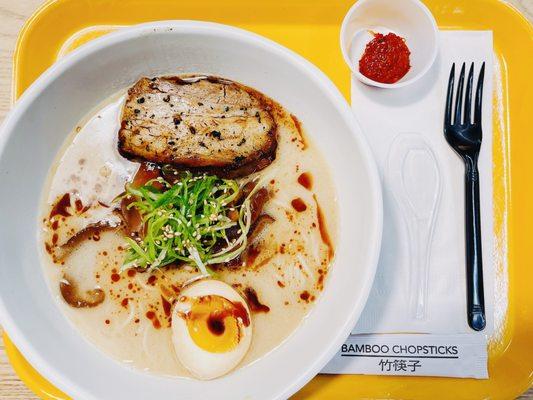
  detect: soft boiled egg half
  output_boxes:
[171,279,252,380]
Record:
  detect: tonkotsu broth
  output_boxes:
[39,82,338,377]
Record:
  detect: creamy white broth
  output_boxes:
[40,82,338,377]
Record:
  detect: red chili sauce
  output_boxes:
[359,32,411,84]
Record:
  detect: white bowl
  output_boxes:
[0,21,382,400]
[340,0,439,88]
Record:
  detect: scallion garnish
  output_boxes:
[119,172,255,276]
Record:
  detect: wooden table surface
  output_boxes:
[0,0,532,398]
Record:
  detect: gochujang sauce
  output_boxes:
[359,32,411,84]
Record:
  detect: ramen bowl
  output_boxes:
[0,21,382,399]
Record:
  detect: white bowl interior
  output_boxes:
[341,0,438,88]
[0,22,381,400]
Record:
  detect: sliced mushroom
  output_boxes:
[249,188,269,224]
[248,214,275,244]
[59,275,105,308]
[119,196,143,236]
[243,287,270,313]
[131,162,163,188]
[52,220,120,261]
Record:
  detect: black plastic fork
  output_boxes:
[444,62,486,331]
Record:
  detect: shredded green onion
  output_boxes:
[118,171,254,276]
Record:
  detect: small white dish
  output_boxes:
[340,0,439,89]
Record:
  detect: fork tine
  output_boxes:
[454,63,466,124]
[464,63,474,124]
[474,62,485,126]
[445,63,455,126]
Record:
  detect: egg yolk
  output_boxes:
[186,295,249,353]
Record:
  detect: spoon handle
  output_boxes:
[464,158,486,331]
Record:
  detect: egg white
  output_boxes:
[171,279,252,380]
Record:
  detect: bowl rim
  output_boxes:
[0,20,383,400]
[340,0,439,89]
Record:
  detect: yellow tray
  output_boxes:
[4,0,533,398]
